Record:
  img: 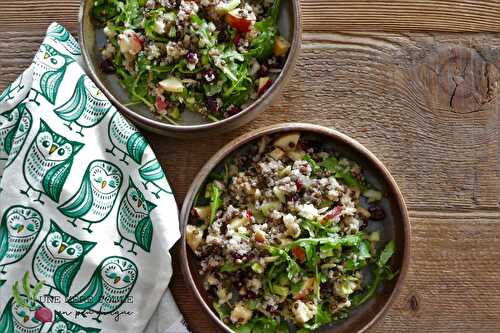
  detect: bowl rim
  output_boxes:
[78,0,302,134]
[179,123,411,333]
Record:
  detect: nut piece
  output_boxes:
[186,225,203,252]
[291,300,317,325]
[230,303,253,324]
[274,132,301,152]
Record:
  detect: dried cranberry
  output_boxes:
[155,95,168,111]
[186,52,197,64]
[220,224,227,235]
[359,219,368,230]
[233,33,242,46]
[258,79,273,96]
[232,252,244,260]
[257,63,269,77]
[295,180,303,192]
[100,59,116,74]
[206,96,219,114]
[245,290,257,299]
[369,206,385,220]
[227,105,241,116]
[216,23,228,43]
[203,68,216,83]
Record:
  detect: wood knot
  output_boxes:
[415,46,497,114]
[408,294,419,312]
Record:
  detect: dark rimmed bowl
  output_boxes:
[79,0,302,138]
[180,123,411,333]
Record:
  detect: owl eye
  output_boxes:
[27,224,35,232]
[42,140,50,148]
[132,194,138,201]
[50,58,58,65]
[123,275,131,283]
[67,247,75,255]
[51,239,60,247]
[10,224,19,230]
[107,272,118,279]
[57,148,65,156]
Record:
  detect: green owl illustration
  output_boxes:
[106,112,148,165]
[68,256,138,323]
[139,159,173,199]
[0,73,24,103]
[48,311,101,333]
[4,105,32,169]
[47,23,81,56]
[32,220,96,297]
[54,75,112,137]
[115,178,156,255]
[58,160,123,233]
[30,44,74,105]
[21,119,84,204]
[0,105,22,161]
[0,206,43,274]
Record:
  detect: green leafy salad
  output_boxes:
[186,132,398,332]
[92,0,291,124]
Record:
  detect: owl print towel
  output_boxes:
[0,23,189,333]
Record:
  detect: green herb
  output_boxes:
[247,0,281,60]
[209,182,223,224]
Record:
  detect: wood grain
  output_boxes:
[1,6,500,332]
[171,213,500,332]
[2,0,500,32]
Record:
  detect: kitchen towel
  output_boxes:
[0,22,188,333]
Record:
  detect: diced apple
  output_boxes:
[274,132,300,151]
[254,229,267,243]
[215,0,241,14]
[186,225,203,252]
[225,9,254,32]
[230,303,253,324]
[287,149,306,161]
[118,30,144,56]
[274,36,291,57]
[269,147,285,160]
[192,206,211,221]
[257,76,273,96]
[159,77,185,93]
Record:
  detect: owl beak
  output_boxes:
[58,244,67,254]
[49,144,57,155]
[17,225,24,233]
[23,315,29,323]
[137,200,142,208]
[44,52,50,59]
[114,276,121,284]
[101,180,107,189]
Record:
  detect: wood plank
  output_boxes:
[1,31,499,210]
[171,213,500,332]
[2,0,500,32]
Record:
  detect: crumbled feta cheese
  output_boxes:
[297,204,319,220]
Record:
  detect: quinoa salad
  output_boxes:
[92,0,291,124]
[186,132,398,332]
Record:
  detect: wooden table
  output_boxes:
[1,1,499,332]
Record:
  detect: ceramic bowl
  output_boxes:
[79,0,302,138]
[180,123,411,332]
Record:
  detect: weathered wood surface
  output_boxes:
[1,1,500,332]
[2,0,500,32]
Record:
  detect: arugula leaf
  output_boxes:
[304,155,321,174]
[143,9,172,42]
[247,0,281,60]
[209,182,223,224]
[92,0,122,23]
[320,156,363,189]
[378,240,395,267]
[191,15,217,48]
[351,240,398,307]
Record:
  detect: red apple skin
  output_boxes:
[225,11,253,32]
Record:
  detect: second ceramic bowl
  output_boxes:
[79,0,302,138]
[180,123,411,333]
